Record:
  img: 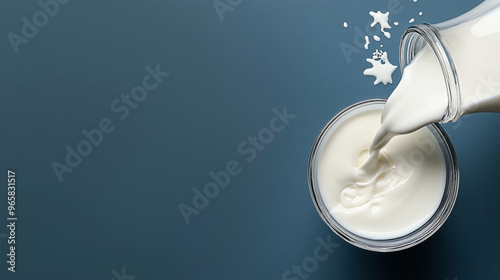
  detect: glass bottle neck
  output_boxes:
[400,23,461,123]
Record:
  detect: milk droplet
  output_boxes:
[409,18,415,23]
[364,36,370,50]
[419,12,423,16]
[394,21,399,26]
[343,22,348,28]
[373,35,381,42]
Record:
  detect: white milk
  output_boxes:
[318,1,500,241]
[318,108,446,239]
[371,1,500,153]
[363,50,398,86]
[369,11,392,39]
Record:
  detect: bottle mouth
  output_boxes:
[400,23,461,123]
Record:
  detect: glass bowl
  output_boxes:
[308,98,459,252]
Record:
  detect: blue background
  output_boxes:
[1,0,499,279]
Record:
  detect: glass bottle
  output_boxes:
[400,0,500,122]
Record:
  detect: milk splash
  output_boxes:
[369,11,392,39]
[364,36,370,50]
[363,50,397,85]
[336,149,410,214]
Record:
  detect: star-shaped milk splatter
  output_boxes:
[363,50,397,85]
[369,11,392,38]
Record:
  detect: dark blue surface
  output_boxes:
[1,0,499,279]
